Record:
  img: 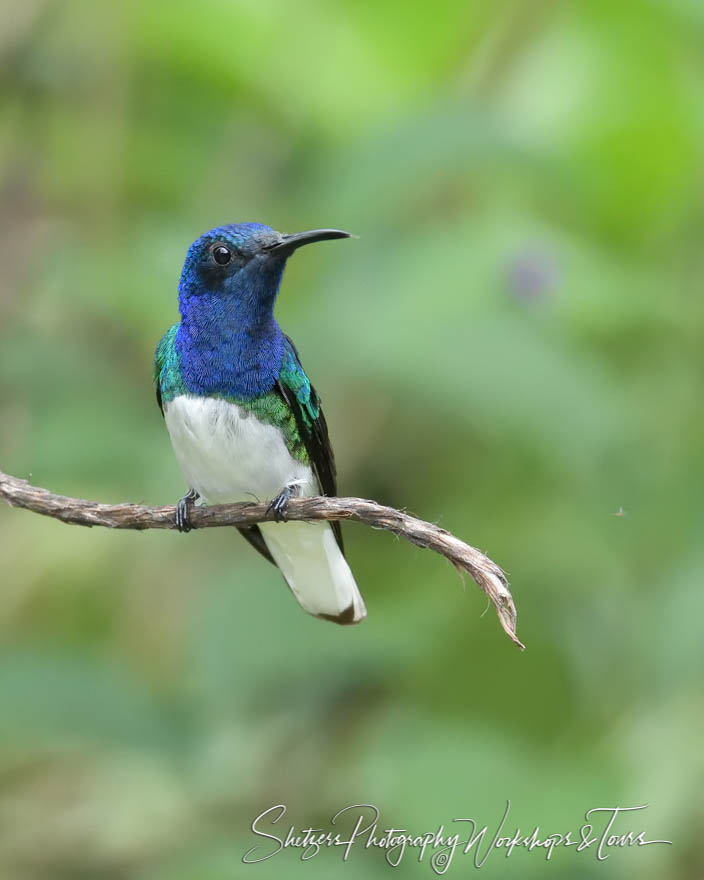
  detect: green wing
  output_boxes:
[154,323,182,416]
[276,335,344,553]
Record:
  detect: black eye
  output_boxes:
[212,245,231,265]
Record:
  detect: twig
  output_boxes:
[0,470,524,648]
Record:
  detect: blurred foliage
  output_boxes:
[1,0,703,877]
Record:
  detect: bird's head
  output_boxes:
[178,222,351,307]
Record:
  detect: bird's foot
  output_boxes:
[175,488,199,533]
[267,484,298,523]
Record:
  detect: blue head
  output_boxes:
[175,222,350,398]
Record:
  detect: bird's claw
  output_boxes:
[267,485,294,523]
[175,488,199,533]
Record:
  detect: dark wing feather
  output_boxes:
[237,525,276,565]
[276,335,344,554]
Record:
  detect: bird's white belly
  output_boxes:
[163,394,315,504]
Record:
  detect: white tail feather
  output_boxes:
[259,521,366,624]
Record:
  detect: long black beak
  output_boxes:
[265,228,353,255]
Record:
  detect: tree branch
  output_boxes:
[0,470,524,649]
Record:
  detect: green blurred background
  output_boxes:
[1,0,702,877]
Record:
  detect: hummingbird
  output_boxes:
[154,223,366,625]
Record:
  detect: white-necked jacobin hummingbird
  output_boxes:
[154,223,366,624]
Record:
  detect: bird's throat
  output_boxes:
[176,291,285,399]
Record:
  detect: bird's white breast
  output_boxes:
[163,394,315,505]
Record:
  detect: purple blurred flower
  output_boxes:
[507,248,560,302]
